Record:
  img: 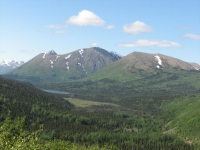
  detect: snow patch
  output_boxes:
[65,54,71,60]
[193,66,199,70]
[79,49,84,57]
[78,63,81,66]
[66,62,69,72]
[81,64,87,74]
[154,55,162,66]
[156,65,160,68]
[50,60,53,64]
[49,60,54,68]
[0,60,24,68]
[43,53,46,58]
[55,55,60,61]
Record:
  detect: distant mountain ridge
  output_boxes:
[0,60,24,74]
[84,51,199,82]
[7,47,122,82]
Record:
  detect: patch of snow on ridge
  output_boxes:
[43,53,46,58]
[65,54,71,60]
[82,64,87,74]
[50,60,53,68]
[55,56,60,61]
[66,62,69,72]
[193,66,199,70]
[79,49,84,57]
[50,60,53,64]
[156,65,160,68]
[154,55,162,65]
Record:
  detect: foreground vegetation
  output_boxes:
[162,95,200,147]
[1,72,200,149]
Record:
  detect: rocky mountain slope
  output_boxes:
[85,51,199,81]
[0,60,24,74]
[6,47,122,82]
[190,62,200,70]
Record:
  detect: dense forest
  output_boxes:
[37,69,200,115]
[1,75,200,149]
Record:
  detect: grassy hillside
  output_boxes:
[163,95,200,146]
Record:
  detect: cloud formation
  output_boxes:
[45,24,66,29]
[183,33,200,40]
[54,30,67,34]
[67,10,105,26]
[91,42,98,47]
[106,25,114,29]
[118,40,181,47]
[123,21,152,35]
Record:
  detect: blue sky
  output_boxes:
[0,0,200,63]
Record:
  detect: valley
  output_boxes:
[1,47,200,149]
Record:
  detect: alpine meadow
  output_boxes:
[0,1,200,150]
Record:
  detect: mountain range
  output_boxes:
[84,51,200,82]
[1,47,200,148]
[6,47,122,82]
[0,60,24,74]
[4,47,200,83]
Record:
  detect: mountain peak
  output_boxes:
[9,47,122,82]
[48,50,57,55]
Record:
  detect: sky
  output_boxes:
[0,0,200,63]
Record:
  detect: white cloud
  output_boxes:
[183,33,200,40]
[123,21,152,35]
[91,42,98,47]
[45,25,64,29]
[20,49,43,53]
[106,25,114,29]
[118,40,181,47]
[54,30,67,34]
[67,10,105,26]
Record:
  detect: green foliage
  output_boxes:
[1,72,200,149]
[38,69,200,115]
[0,113,42,149]
[0,113,194,150]
[163,95,200,147]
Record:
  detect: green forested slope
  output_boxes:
[163,95,200,146]
[39,68,200,115]
[0,76,195,149]
[0,76,74,133]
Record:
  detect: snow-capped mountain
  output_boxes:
[0,60,24,74]
[6,47,122,82]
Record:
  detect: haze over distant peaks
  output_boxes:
[0,60,24,74]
